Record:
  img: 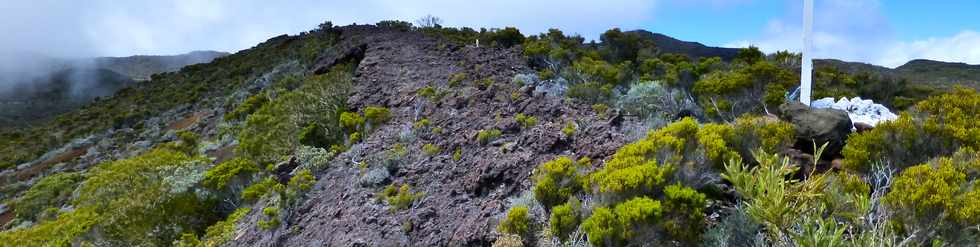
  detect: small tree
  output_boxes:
[415,15,443,28]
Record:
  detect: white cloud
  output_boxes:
[725,0,980,67]
[878,30,980,67]
[0,0,658,58]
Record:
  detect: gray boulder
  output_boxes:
[779,102,853,157]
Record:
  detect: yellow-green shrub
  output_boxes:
[581,197,662,246]
[549,201,580,241]
[477,129,503,145]
[203,157,259,189]
[843,88,980,171]
[363,106,391,125]
[12,172,84,221]
[498,206,531,236]
[662,183,707,242]
[533,156,584,209]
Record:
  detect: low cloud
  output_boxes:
[725,0,980,67]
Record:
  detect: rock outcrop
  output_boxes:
[779,102,853,157]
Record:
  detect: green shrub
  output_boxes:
[288,169,316,192]
[662,183,707,242]
[498,206,530,236]
[549,201,580,241]
[843,88,980,172]
[515,113,538,129]
[348,132,361,144]
[533,156,584,209]
[203,158,259,189]
[225,94,268,121]
[258,206,280,230]
[378,183,422,211]
[363,106,391,125]
[580,207,619,247]
[449,72,467,87]
[477,129,503,145]
[562,122,576,137]
[884,154,980,235]
[568,81,613,104]
[201,207,251,247]
[16,148,219,246]
[12,172,84,221]
[414,118,431,129]
[423,143,441,156]
[339,111,364,131]
[242,177,280,202]
[453,148,462,161]
[582,197,662,246]
[239,70,351,164]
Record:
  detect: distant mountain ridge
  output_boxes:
[0,51,228,126]
[630,30,741,61]
[93,50,228,81]
[636,30,979,89]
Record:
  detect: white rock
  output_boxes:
[811,96,898,128]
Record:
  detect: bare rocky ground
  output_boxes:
[227,26,630,246]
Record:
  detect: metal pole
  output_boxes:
[801,0,814,106]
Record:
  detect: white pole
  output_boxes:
[801,0,813,106]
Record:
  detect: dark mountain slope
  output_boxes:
[631,30,741,61]
[93,50,228,81]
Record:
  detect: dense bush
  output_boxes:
[581,197,662,246]
[532,156,584,209]
[12,172,84,221]
[1,147,218,246]
[515,113,537,129]
[363,106,391,126]
[203,157,259,189]
[843,88,980,171]
[378,183,422,211]
[549,201,580,241]
[498,206,531,236]
[238,68,351,164]
[477,129,502,145]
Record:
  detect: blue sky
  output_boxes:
[3,0,979,68]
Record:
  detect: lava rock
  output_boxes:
[779,102,853,156]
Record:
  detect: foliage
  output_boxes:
[1,147,218,246]
[288,169,316,192]
[532,156,585,209]
[882,151,980,244]
[339,111,365,131]
[12,172,84,222]
[843,88,980,171]
[693,61,795,121]
[515,113,538,129]
[423,143,441,156]
[549,201,580,241]
[453,147,462,161]
[363,106,391,126]
[0,24,340,172]
[200,207,251,247]
[449,72,467,87]
[242,177,280,202]
[239,69,351,164]
[581,197,662,246]
[225,93,268,121]
[662,183,707,242]
[257,206,280,230]
[562,122,576,137]
[498,206,531,236]
[203,157,259,189]
[477,129,503,145]
[379,183,422,211]
[617,80,698,120]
